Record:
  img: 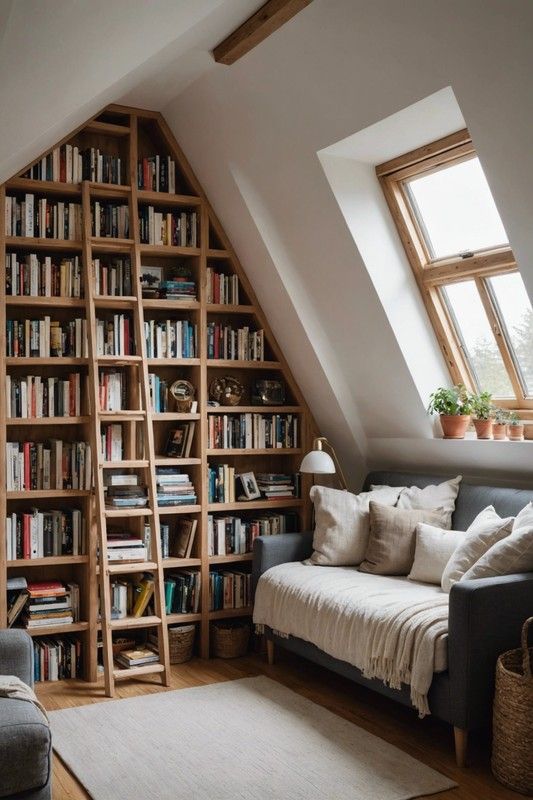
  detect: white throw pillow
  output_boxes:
[462,502,533,580]
[408,523,465,585]
[441,506,514,593]
[396,476,462,529]
[308,485,402,566]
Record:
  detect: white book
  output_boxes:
[25,193,34,237]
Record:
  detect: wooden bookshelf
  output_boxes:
[0,103,317,690]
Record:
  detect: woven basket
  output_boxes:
[211,621,250,659]
[168,625,195,664]
[492,617,533,795]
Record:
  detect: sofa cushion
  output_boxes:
[308,485,402,566]
[359,503,449,575]
[408,524,465,585]
[441,505,514,592]
[0,697,51,798]
[462,502,533,580]
[371,475,461,529]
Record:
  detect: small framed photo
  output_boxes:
[140,265,163,288]
[238,471,260,500]
[165,425,188,458]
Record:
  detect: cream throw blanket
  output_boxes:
[0,675,49,721]
[253,563,449,717]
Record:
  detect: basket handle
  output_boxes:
[521,617,533,678]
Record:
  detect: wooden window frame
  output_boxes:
[376,129,532,413]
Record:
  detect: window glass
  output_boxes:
[405,157,508,259]
[442,280,514,397]
[489,272,533,396]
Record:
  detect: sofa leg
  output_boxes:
[266,639,275,665]
[454,727,468,767]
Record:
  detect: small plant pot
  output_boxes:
[440,414,471,439]
[492,423,508,441]
[473,418,493,440]
[508,424,524,442]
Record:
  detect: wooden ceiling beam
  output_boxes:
[213,0,312,65]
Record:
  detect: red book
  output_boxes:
[60,150,66,183]
[23,442,31,489]
[23,513,31,559]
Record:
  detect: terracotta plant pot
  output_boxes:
[508,424,525,441]
[473,418,493,440]
[492,423,507,441]
[440,414,471,439]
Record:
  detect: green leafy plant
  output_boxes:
[427,385,473,416]
[471,391,493,420]
[507,411,523,427]
[492,407,509,425]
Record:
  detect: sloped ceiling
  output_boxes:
[2,0,533,486]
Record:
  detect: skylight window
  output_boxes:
[377,129,533,410]
[405,157,509,260]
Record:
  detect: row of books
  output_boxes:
[137,155,177,193]
[92,201,129,239]
[5,508,85,561]
[6,318,88,358]
[139,207,198,247]
[33,637,81,681]
[93,257,132,297]
[100,424,123,462]
[208,463,236,504]
[8,579,80,629]
[164,571,201,614]
[206,323,264,361]
[99,370,126,412]
[6,253,83,298]
[95,315,133,356]
[207,413,299,450]
[110,576,154,619]
[156,467,197,506]
[207,512,298,556]
[148,373,170,412]
[206,268,239,305]
[159,518,197,560]
[209,570,251,611]
[143,319,197,359]
[6,373,82,418]
[5,440,92,491]
[5,195,82,240]
[23,144,122,185]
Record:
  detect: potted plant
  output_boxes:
[492,408,509,440]
[507,412,525,441]
[471,391,493,439]
[427,385,473,439]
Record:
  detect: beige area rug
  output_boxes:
[49,676,457,800]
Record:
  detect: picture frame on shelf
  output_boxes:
[237,471,260,500]
[140,265,163,288]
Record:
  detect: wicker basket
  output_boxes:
[168,624,195,664]
[211,621,250,659]
[492,617,533,795]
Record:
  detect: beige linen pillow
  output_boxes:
[462,502,533,580]
[396,475,462,529]
[308,485,403,566]
[408,523,465,585]
[358,502,450,576]
[441,506,514,593]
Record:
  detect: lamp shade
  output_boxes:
[299,449,336,475]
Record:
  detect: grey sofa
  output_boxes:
[253,471,533,766]
[0,630,52,799]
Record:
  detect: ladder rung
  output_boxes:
[99,411,146,422]
[97,355,142,364]
[104,507,153,518]
[105,561,158,574]
[101,459,149,469]
[113,663,165,680]
[109,615,161,630]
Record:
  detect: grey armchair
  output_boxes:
[0,630,52,800]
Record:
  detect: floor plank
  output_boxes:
[36,649,514,800]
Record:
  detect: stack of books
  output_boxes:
[105,470,148,509]
[6,253,83,298]
[115,646,159,670]
[257,473,300,499]
[23,580,79,629]
[156,467,196,506]
[106,532,147,563]
[158,280,196,301]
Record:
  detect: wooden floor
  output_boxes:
[37,648,515,800]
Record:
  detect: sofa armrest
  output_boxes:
[252,532,314,595]
[448,571,533,730]
[0,629,34,687]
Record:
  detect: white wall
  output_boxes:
[158,0,533,486]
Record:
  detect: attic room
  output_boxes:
[0,1,532,799]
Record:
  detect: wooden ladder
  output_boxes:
[81,173,170,697]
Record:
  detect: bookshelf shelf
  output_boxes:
[0,102,315,688]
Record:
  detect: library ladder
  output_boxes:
[81,180,170,697]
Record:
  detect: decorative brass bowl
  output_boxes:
[209,376,244,407]
[169,379,195,412]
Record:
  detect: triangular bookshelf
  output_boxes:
[0,104,316,689]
